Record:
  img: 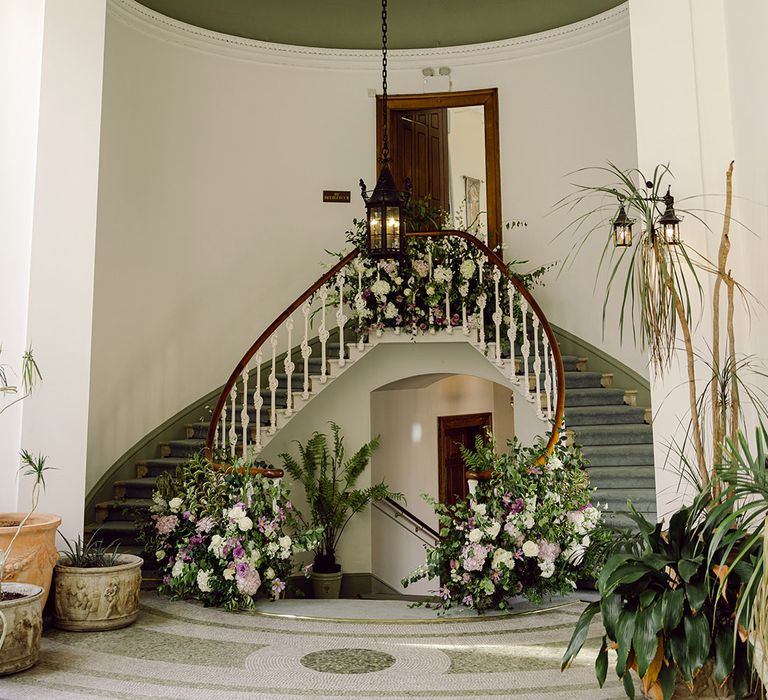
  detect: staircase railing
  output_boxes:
[205,231,565,465]
[372,499,439,547]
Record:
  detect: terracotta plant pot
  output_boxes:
[0,513,61,609]
[53,554,143,631]
[0,582,43,676]
[311,571,343,599]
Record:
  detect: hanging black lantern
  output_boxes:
[611,202,634,248]
[359,0,410,260]
[656,185,682,245]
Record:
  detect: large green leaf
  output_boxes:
[668,630,689,682]
[606,563,654,592]
[685,578,707,613]
[666,507,690,555]
[633,601,662,677]
[714,625,734,684]
[600,592,623,640]
[661,588,684,634]
[598,553,632,593]
[622,671,636,699]
[683,613,711,678]
[561,601,600,671]
[596,636,608,688]
[658,662,676,700]
[615,608,637,677]
[678,557,702,583]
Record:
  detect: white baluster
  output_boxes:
[301,302,311,400]
[284,318,295,416]
[240,367,250,459]
[356,266,365,351]
[269,333,278,434]
[445,288,452,334]
[521,298,531,400]
[492,267,502,365]
[336,271,346,367]
[220,413,225,454]
[543,333,553,421]
[476,293,487,349]
[214,426,219,450]
[253,351,263,451]
[532,315,543,416]
[319,285,329,383]
[507,282,517,382]
[228,386,237,457]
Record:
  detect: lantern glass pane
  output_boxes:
[385,206,400,249]
[370,210,382,250]
[613,223,632,247]
[662,222,680,244]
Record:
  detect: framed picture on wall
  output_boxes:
[464,176,481,229]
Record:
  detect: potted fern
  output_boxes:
[280,423,402,599]
[53,531,143,631]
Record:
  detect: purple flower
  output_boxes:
[189,534,204,545]
[162,575,170,585]
[462,594,474,607]
[195,516,216,533]
[233,545,246,560]
[236,562,249,577]
[527,465,542,475]
[285,501,293,511]
[438,586,452,600]
[257,516,269,532]
[509,498,525,514]
[271,579,286,596]
[579,503,594,512]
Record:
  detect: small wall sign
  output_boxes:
[323,190,351,203]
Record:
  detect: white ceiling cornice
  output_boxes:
[108,0,629,70]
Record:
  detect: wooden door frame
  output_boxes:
[376,88,502,251]
[437,411,493,505]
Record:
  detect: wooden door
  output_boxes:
[437,412,492,507]
[392,108,449,215]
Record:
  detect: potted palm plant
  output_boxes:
[0,452,53,675]
[280,422,402,599]
[53,531,143,631]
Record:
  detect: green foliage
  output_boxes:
[58,530,121,568]
[561,491,761,699]
[280,422,401,568]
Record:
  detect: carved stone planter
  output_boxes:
[0,513,61,609]
[53,554,142,631]
[0,582,43,676]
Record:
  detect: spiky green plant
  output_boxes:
[58,530,122,569]
[279,422,402,572]
[0,346,41,415]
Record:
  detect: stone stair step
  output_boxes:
[114,477,157,499]
[582,444,655,466]
[603,512,657,529]
[597,489,657,514]
[161,439,206,458]
[565,405,647,426]
[563,371,608,389]
[508,353,582,373]
[84,519,140,546]
[571,424,653,446]
[564,388,627,407]
[137,457,189,478]
[95,498,152,524]
[586,466,656,489]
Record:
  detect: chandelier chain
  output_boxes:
[381,0,389,163]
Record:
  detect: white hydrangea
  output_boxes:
[458,283,469,297]
[371,279,390,300]
[223,568,234,581]
[228,505,246,521]
[433,266,452,284]
[197,569,212,592]
[355,295,368,311]
[491,548,515,570]
[522,540,539,557]
[267,542,279,556]
[264,567,275,580]
[153,493,167,510]
[209,534,225,557]
[278,535,292,551]
[485,521,501,540]
[522,514,535,529]
[168,497,182,513]
[548,455,563,470]
[539,561,555,579]
[467,528,484,543]
[384,302,398,319]
[238,516,253,532]
[460,259,476,279]
[471,502,487,517]
[171,559,185,578]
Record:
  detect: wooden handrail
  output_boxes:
[382,496,440,540]
[205,231,565,470]
[204,249,359,458]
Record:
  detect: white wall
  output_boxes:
[87,1,640,493]
[1,1,106,540]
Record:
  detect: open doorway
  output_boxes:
[437,412,492,507]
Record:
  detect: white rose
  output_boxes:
[171,560,184,578]
[522,514,535,529]
[468,528,484,543]
[278,535,292,551]
[522,540,539,558]
[156,550,165,561]
[265,567,275,580]
[197,569,212,592]
[223,568,234,581]
[168,497,182,513]
[209,534,224,557]
[238,516,253,532]
[426,285,435,296]
[228,505,246,521]
[485,522,501,539]
[491,548,514,570]
[548,456,563,470]
[471,502,487,516]
[267,542,279,556]
[539,561,555,579]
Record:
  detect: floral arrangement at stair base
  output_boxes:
[53,531,143,631]
[141,455,321,611]
[403,432,609,612]
[279,422,402,599]
[559,162,767,697]
[335,198,551,339]
[0,452,53,676]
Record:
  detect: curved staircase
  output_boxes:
[85,231,656,584]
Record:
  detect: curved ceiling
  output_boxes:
[134,0,625,50]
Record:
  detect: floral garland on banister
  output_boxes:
[329,205,553,340]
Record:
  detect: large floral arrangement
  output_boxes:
[141,455,321,611]
[331,200,551,339]
[402,432,609,612]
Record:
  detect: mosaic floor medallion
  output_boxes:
[300,647,396,674]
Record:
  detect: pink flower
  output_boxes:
[271,579,286,597]
[154,514,178,535]
[236,569,261,596]
[462,594,474,607]
[195,516,216,533]
[538,541,561,564]
[412,259,429,278]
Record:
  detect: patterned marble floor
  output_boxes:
[0,593,635,700]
